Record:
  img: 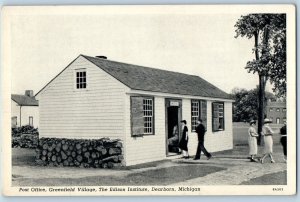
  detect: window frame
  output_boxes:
[29,116,33,126]
[130,96,155,137]
[283,108,286,112]
[143,97,155,135]
[212,102,225,132]
[276,108,280,112]
[74,68,88,90]
[269,108,273,112]
[191,100,201,132]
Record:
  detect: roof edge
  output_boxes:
[35,55,82,97]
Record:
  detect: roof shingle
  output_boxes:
[82,55,231,99]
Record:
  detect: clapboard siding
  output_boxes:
[203,101,233,152]
[124,95,166,166]
[39,56,129,139]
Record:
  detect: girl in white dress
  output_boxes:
[248,120,258,162]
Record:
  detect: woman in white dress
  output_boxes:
[248,120,258,162]
[260,118,275,163]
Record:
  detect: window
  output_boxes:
[191,100,207,131]
[11,116,17,128]
[143,98,153,134]
[191,100,200,131]
[131,96,154,136]
[283,108,286,112]
[76,70,87,89]
[212,102,224,131]
[269,108,273,112]
[276,118,280,124]
[283,117,286,123]
[276,108,280,112]
[29,116,33,126]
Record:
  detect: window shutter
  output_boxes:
[212,103,219,131]
[131,96,144,136]
[200,100,207,129]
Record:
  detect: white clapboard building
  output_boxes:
[11,90,39,128]
[36,55,233,166]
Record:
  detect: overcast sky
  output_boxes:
[9,6,273,95]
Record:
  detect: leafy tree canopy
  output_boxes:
[235,14,286,97]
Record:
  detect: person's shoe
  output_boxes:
[250,158,256,162]
[193,157,200,160]
[207,155,212,160]
[260,158,264,164]
[271,160,275,163]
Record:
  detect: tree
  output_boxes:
[230,87,275,122]
[234,14,286,144]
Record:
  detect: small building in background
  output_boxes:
[266,99,286,124]
[11,90,39,128]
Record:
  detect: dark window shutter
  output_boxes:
[131,96,144,136]
[212,102,219,131]
[200,100,207,129]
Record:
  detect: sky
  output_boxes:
[8,6,273,95]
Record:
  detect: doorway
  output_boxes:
[165,99,182,156]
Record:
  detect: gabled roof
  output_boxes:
[82,55,231,99]
[11,94,39,106]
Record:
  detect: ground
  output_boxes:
[11,123,287,186]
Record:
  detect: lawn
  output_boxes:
[13,164,225,186]
[233,122,283,146]
[240,171,287,185]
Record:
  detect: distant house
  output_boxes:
[11,90,39,128]
[266,99,286,124]
[36,55,234,166]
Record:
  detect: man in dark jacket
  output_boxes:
[194,119,212,160]
[280,122,287,162]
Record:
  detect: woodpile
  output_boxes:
[35,138,123,169]
[12,125,39,148]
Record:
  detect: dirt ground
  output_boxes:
[11,123,287,186]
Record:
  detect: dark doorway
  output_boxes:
[165,99,182,156]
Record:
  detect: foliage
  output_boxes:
[231,87,275,122]
[234,14,286,97]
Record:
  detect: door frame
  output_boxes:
[165,98,182,156]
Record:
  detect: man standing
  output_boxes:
[280,122,287,162]
[194,119,212,160]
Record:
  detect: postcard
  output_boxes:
[1,5,296,196]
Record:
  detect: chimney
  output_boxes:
[25,90,34,97]
[96,56,107,59]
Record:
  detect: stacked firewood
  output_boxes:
[11,125,39,148]
[35,138,123,169]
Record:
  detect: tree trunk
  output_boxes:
[257,74,265,145]
[254,31,264,145]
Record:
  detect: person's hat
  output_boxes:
[180,120,187,124]
[264,118,272,123]
[249,120,256,125]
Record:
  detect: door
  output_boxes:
[165,99,182,156]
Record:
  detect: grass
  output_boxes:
[13,165,225,186]
[240,171,287,185]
